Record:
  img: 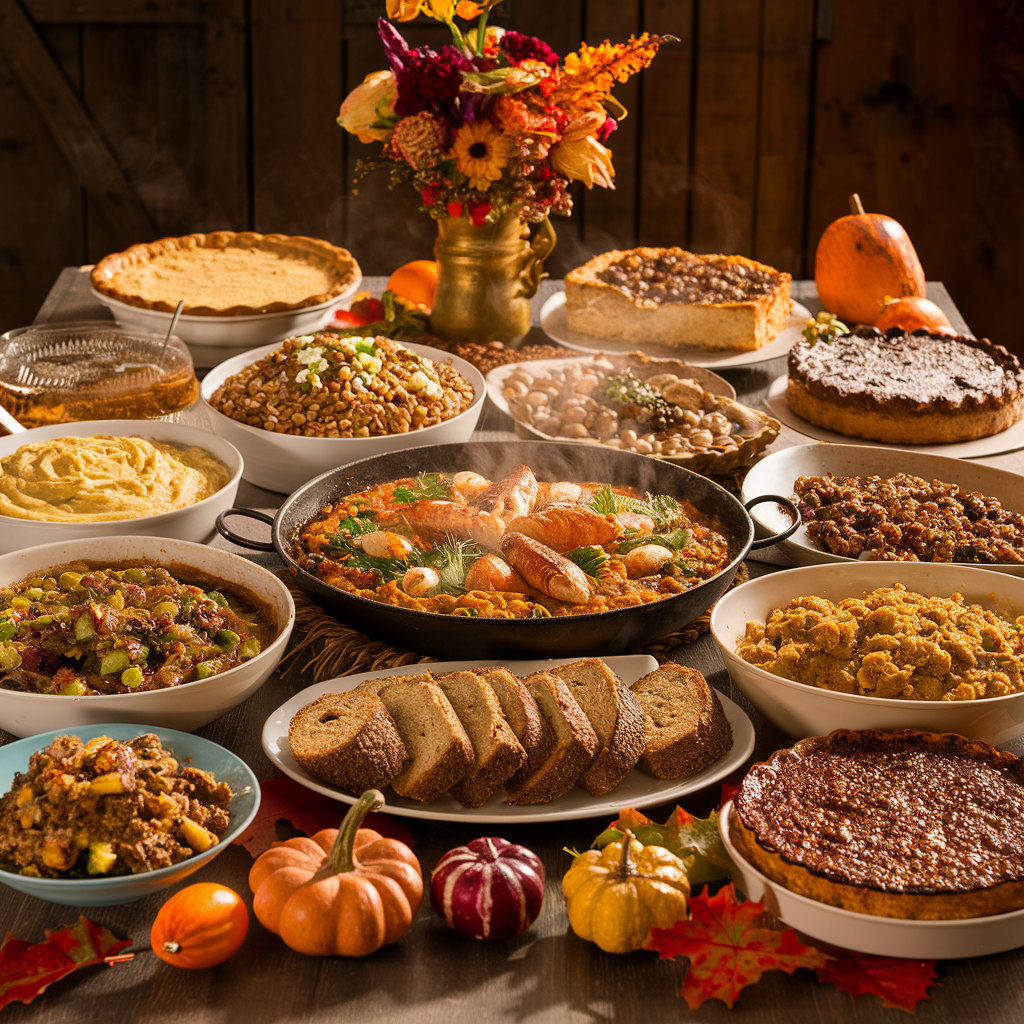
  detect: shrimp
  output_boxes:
[499,532,591,604]
[504,502,622,553]
[464,555,534,594]
[614,512,656,536]
[451,471,491,504]
[379,501,505,550]
[471,465,538,523]
[533,481,583,507]
[351,531,416,559]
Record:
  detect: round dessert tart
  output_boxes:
[731,729,1024,920]
[786,326,1024,444]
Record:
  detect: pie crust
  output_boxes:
[786,328,1024,444]
[564,248,792,352]
[732,729,1024,920]
[90,231,361,317]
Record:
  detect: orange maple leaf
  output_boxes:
[646,884,831,1010]
[813,942,940,1012]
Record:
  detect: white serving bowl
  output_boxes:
[0,419,242,554]
[720,802,1024,958]
[92,276,362,367]
[710,561,1024,744]
[741,442,1024,576]
[200,340,487,493]
[0,536,294,737]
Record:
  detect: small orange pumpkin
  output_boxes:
[874,295,953,334]
[248,789,422,957]
[151,883,249,969]
[815,194,926,325]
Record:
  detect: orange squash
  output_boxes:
[814,194,926,325]
[875,295,953,334]
[151,883,249,969]
[248,789,422,957]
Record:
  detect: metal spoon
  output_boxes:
[159,300,185,363]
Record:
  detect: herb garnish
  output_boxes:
[801,311,850,346]
[599,369,674,429]
[392,472,452,504]
[564,545,609,579]
[588,485,682,529]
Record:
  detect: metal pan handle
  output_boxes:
[744,495,801,550]
[215,508,277,552]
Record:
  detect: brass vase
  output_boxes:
[430,213,557,344]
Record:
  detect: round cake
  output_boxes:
[786,327,1024,444]
[731,729,1024,920]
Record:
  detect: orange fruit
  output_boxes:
[387,260,439,310]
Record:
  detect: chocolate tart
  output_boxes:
[91,231,361,317]
[564,248,792,352]
[732,729,1024,920]
[786,327,1024,444]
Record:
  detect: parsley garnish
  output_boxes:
[392,472,452,504]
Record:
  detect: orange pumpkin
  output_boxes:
[814,194,926,325]
[248,789,422,957]
[151,883,249,969]
[875,295,953,334]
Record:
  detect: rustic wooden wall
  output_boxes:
[1,0,1021,354]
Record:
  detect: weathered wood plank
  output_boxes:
[25,0,232,23]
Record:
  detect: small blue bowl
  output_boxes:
[0,724,260,906]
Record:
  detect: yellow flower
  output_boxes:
[386,0,421,20]
[550,134,615,190]
[337,71,397,143]
[451,121,510,190]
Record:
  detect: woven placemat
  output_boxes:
[277,563,749,685]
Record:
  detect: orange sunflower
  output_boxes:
[451,121,510,190]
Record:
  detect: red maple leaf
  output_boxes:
[234,778,414,858]
[813,942,940,1012]
[646,884,830,1009]
[0,916,133,1011]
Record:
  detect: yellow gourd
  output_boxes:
[562,833,690,953]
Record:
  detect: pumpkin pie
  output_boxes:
[732,729,1024,920]
[91,231,361,317]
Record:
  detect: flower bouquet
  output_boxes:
[338,0,671,342]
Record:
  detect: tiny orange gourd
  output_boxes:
[151,883,249,969]
[387,260,439,310]
[248,789,423,957]
[874,295,954,334]
[814,194,926,325]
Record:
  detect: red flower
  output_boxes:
[500,31,560,70]
[421,181,443,207]
[469,201,492,226]
[447,201,464,218]
[597,116,617,141]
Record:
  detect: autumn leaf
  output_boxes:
[813,942,940,1012]
[646,883,830,1010]
[0,916,133,1011]
[593,806,734,885]
[234,778,414,858]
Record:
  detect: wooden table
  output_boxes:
[5,274,1023,1023]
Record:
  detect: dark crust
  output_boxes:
[735,729,1024,897]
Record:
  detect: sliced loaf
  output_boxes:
[629,663,733,779]
[432,670,527,808]
[477,666,549,788]
[503,670,599,805]
[548,658,645,795]
[356,673,474,802]
[288,690,408,794]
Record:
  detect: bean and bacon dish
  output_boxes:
[295,464,731,618]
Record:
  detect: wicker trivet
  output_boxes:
[277,563,749,685]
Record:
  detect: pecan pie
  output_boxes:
[564,247,792,351]
[731,729,1024,920]
[787,327,1024,444]
[91,232,361,317]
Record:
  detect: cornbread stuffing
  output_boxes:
[735,584,1024,701]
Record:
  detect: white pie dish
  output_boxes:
[200,340,486,494]
[709,561,1024,744]
[0,536,294,737]
[720,801,1024,959]
[0,419,243,553]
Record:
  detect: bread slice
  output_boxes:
[548,659,645,795]
[356,673,474,803]
[503,671,599,805]
[476,666,548,784]
[630,663,733,779]
[432,671,527,808]
[288,691,408,794]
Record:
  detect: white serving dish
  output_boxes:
[92,276,362,367]
[0,419,243,553]
[200,340,486,494]
[710,561,1024,744]
[741,443,1024,577]
[720,801,1024,959]
[0,536,294,737]
[0,724,260,906]
[262,656,755,824]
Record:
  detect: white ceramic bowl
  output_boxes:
[200,340,487,494]
[0,536,294,737]
[0,724,260,906]
[0,419,242,553]
[719,802,1024,958]
[710,561,1024,744]
[92,276,362,367]
[741,443,1024,576]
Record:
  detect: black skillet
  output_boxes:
[217,441,798,659]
